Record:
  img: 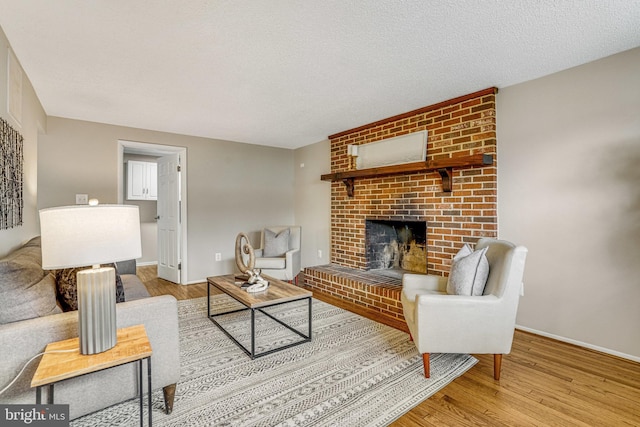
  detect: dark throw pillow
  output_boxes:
[55,264,125,312]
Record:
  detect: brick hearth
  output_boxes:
[303,264,403,320]
[304,88,498,324]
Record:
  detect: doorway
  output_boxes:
[117,140,188,285]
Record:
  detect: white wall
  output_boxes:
[498,47,640,359]
[0,27,46,257]
[38,117,295,283]
[294,139,331,268]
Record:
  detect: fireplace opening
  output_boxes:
[365,219,427,278]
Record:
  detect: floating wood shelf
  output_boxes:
[320,153,493,196]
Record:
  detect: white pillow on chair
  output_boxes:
[263,228,290,257]
[446,244,489,296]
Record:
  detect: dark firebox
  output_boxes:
[365,219,427,274]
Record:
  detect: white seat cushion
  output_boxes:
[255,257,286,269]
[401,288,445,324]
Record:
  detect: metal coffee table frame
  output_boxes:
[207,280,312,359]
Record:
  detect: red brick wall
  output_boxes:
[328,88,498,276]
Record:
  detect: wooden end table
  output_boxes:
[207,274,312,359]
[31,324,153,426]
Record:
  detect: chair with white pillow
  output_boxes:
[401,238,527,380]
[254,226,302,283]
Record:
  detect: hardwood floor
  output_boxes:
[139,265,640,426]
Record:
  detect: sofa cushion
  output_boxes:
[263,228,290,257]
[55,264,125,312]
[446,244,490,296]
[121,274,150,301]
[0,237,62,324]
[0,237,45,288]
[115,259,137,275]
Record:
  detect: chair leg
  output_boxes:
[494,354,502,380]
[422,353,430,378]
[163,383,177,414]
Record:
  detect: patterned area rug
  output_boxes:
[72,296,476,426]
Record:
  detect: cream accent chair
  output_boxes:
[401,238,527,380]
[254,226,302,283]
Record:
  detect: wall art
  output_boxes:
[7,48,23,126]
[0,116,24,229]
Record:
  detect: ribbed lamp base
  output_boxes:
[77,267,117,354]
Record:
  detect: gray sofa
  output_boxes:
[0,237,180,420]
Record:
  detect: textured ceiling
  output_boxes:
[1,1,639,149]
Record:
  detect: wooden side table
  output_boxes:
[31,324,153,426]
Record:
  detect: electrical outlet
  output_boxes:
[317,249,322,259]
[75,194,88,205]
[215,253,222,261]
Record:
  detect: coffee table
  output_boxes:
[207,274,312,359]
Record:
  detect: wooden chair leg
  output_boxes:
[163,383,177,414]
[494,354,502,380]
[422,353,430,378]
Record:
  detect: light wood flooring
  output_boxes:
[138,266,640,426]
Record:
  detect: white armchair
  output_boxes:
[401,238,527,380]
[254,226,302,283]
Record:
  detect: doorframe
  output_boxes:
[117,140,189,285]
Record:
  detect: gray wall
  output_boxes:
[6,13,639,360]
[294,48,640,360]
[38,117,295,283]
[0,27,47,257]
[294,140,331,268]
[498,47,640,360]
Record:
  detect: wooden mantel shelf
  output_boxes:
[320,153,493,196]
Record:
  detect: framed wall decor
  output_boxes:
[7,48,23,126]
[0,116,24,229]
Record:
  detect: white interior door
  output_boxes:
[157,153,181,283]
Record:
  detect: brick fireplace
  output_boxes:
[304,88,498,324]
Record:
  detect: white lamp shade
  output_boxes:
[39,205,142,269]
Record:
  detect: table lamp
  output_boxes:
[39,204,142,354]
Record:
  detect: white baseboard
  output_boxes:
[137,261,158,267]
[515,324,640,363]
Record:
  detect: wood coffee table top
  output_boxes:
[207,274,312,309]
